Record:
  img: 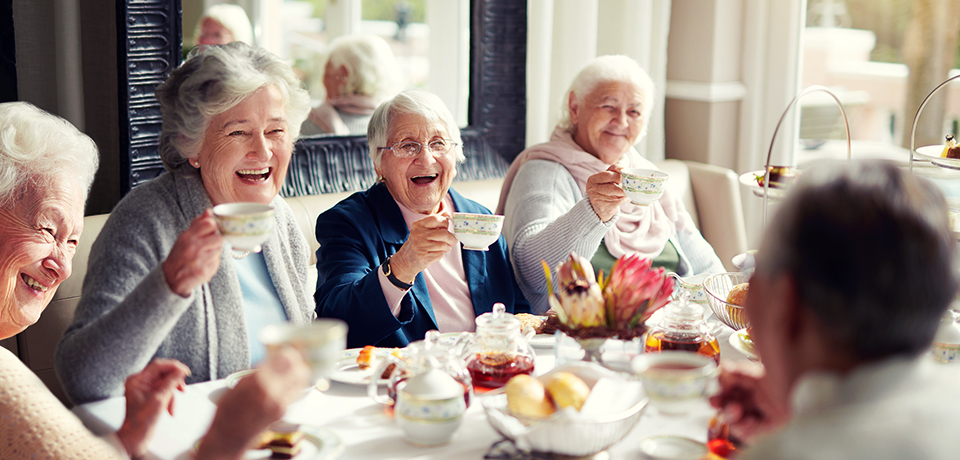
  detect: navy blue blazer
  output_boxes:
[314,182,530,348]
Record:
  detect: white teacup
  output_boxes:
[621,168,669,206]
[259,319,348,382]
[212,202,275,252]
[631,351,718,415]
[451,212,504,251]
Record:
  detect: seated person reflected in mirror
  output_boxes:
[711,161,960,459]
[302,34,402,137]
[194,3,253,47]
[498,55,724,314]
[314,89,530,348]
[55,43,316,405]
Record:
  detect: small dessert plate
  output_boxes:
[739,170,788,199]
[325,348,393,386]
[639,435,708,460]
[729,328,759,361]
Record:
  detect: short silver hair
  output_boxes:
[326,34,401,101]
[155,42,312,171]
[367,89,465,169]
[194,4,253,46]
[758,160,958,360]
[557,55,656,140]
[0,102,99,207]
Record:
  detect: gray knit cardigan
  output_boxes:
[55,169,315,404]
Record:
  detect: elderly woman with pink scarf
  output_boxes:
[498,55,724,313]
[303,35,401,136]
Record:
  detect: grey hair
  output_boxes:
[326,34,401,101]
[155,42,311,171]
[556,55,656,140]
[194,3,253,46]
[757,160,958,360]
[0,102,99,207]
[367,89,465,169]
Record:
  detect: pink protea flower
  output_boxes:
[601,254,674,329]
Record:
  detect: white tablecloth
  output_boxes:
[73,323,748,459]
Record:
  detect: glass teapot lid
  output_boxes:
[474,303,519,331]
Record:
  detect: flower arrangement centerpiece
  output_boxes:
[542,253,674,361]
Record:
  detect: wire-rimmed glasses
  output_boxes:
[377,139,459,158]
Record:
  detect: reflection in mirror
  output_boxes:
[182,0,470,139]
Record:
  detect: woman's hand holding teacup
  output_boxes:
[585,165,629,222]
[390,213,458,284]
[163,209,224,297]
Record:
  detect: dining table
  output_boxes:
[73,315,751,460]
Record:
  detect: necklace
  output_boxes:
[231,250,251,259]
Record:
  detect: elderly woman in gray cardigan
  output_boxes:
[56,43,316,404]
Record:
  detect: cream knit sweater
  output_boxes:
[0,347,125,459]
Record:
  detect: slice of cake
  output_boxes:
[942,135,960,159]
[252,421,304,459]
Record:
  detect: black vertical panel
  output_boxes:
[0,0,16,102]
[117,0,182,192]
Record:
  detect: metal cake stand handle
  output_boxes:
[908,74,960,174]
[761,85,852,226]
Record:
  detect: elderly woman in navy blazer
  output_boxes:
[315,89,529,348]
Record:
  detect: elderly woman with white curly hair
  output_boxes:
[315,89,529,348]
[0,102,310,460]
[56,42,317,404]
[303,34,401,136]
[497,55,724,313]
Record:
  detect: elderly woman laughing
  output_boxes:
[0,102,310,460]
[56,43,316,404]
[498,55,724,313]
[315,90,529,348]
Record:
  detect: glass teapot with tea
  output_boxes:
[459,303,536,388]
[368,330,473,408]
[644,292,721,363]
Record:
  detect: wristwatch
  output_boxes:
[382,256,414,291]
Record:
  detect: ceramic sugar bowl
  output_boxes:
[395,367,467,446]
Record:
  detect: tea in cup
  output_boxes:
[620,168,668,206]
[669,273,710,306]
[259,319,348,382]
[451,212,504,251]
[631,351,717,415]
[212,202,275,252]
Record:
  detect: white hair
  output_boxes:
[556,55,657,140]
[367,90,465,169]
[326,34,401,101]
[195,4,253,46]
[0,102,99,207]
[155,42,312,170]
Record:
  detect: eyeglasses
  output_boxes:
[377,139,459,158]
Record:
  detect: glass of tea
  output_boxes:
[460,303,536,389]
[631,350,718,415]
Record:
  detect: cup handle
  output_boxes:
[367,354,403,406]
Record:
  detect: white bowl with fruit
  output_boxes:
[480,362,648,457]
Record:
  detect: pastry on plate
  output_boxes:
[252,421,304,459]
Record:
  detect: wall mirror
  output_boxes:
[117,0,524,196]
[182,0,471,132]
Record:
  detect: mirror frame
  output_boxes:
[117,0,526,196]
